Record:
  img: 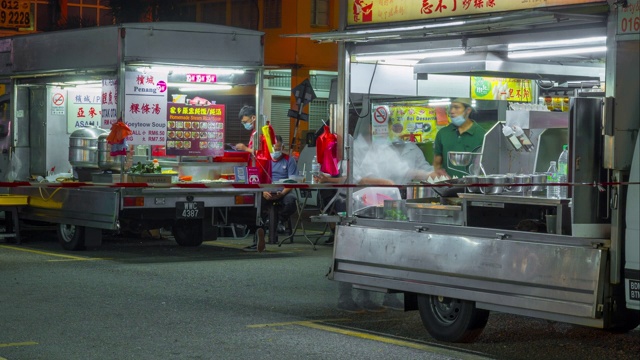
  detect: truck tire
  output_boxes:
[172,220,203,247]
[417,294,489,343]
[57,224,85,251]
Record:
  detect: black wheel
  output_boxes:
[57,224,86,251]
[606,309,640,333]
[417,294,489,343]
[172,220,203,247]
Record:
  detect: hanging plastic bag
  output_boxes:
[261,123,277,155]
[107,119,132,156]
[255,123,276,183]
[316,125,339,176]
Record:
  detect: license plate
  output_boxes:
[630,280,640,300]
[176,201,204,219]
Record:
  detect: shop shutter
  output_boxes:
[270,96,290,148]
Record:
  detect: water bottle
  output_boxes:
[546,161,559,198]
[557,145,569,198]
[311,156,320,184]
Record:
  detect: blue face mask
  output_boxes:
[243,122,254,131]
[270,151,282,160]
[451,115,466,127]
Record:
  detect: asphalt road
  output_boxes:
[1,230,638,360]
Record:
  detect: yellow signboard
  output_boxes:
[0,0,31,29]
[348,0,604,26]
[388,106,441,143]
[471,77,533,102]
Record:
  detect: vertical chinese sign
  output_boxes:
[166,103,225,157]
[124,71,167,145]
[101,79,118,129]
[67,89,102,133]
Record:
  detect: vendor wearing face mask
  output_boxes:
[433,98,486,178]
[235,105,258,154]
[262,135,298,233]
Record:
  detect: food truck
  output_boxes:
[0,23,265,250]
[309,0,640,342]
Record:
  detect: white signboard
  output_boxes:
[618,0,640,35]
[371,105,390,144]
[67,89,102,133]
[101,79,118,129]
[124,71,168,145]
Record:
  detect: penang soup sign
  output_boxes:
[347,0,605,26]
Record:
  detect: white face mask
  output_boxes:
[451,115,466,127]
[271,151,282,160]
[243,122,254,131]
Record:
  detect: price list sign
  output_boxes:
[166,103,225,157]
[0,0,31,29]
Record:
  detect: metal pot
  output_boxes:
[530,173,548,193]
[506,174,531,193]
[408,181,435,199]
[98,133,121,171]
[463,175,480,193]
[479,175,508,195]
[68,127,107,168]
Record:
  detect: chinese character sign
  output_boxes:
[101,79,118,129]
[347,0,603,25]
[471,77,533,102]
[124,71,168,145]
[67,89,102,133]
[166,103,225,157]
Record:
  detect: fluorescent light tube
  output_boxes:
[508,36,606,50]
[355,49,466,62]
[508,46,606,59]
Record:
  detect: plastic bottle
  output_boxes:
[557,145,569,198]
[547,161,559,198]
[311,156,320,184]
[513,126,535,152]
[502,125,522,151]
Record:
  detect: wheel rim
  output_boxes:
[429,296,463,325]
[59,224,76,243]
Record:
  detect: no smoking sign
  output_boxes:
[373,106,388,124]
[51,92,66,115]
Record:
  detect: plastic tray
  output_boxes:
[0,195,29,206]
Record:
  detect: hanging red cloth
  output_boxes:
[316,125,339,176]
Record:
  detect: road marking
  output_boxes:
[249,320,492,360]
[0,341,38,348]
[0,245,108,261]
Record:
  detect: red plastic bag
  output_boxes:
[107,119,132,144]
[316,125,339,176]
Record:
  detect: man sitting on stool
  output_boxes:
[262,135,297,238]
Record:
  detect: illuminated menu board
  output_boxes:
[166,103,225,157]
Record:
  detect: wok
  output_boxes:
[422,178,468,198]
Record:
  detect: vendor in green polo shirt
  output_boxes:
[433,98,486,177]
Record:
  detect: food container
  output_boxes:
[97,133,121,171]
[463,175,480,193]
[479,175,508,194]
[406,198,463,225]
[384,200,408,220]
[530,173,547,194]
[507,174,531,193]
[68,127,107,168]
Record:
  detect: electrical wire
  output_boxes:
[350,61,379,119]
